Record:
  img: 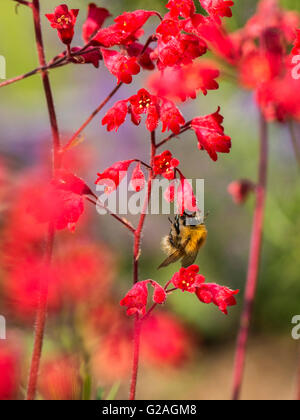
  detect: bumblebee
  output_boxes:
[158,211,207,269]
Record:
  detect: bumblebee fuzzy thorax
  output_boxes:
[159,213,207,269]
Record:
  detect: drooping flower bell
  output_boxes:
[46,4,79,45]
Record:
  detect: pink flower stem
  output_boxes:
[231,112,268,401]
[129,131,156,400]
[26,0,61,400]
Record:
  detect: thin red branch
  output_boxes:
[133,131,156,284]
[231,112,268,401]
[0,46,100,89]
[62,83,123,153]
[129,131,156,400]
[26,0,61,401]
[129,316,142,401]
[156,123,192,148]
[85,197,135,233]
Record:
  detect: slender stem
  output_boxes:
[129,316,142,401]
[62,83,123,152]
[231,112,268,401]
[0,45,99,89]
[156,123,192,148]
[288,121,300,169]
[133,132,156,284]
[13,0,31,6]
[26,0,61,400]
[129,131,156,400]
[85,197,135,233]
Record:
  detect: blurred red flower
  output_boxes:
[40,356,82,400]
[46,4,79,45]
[0,343,21,400]
[141,312,192,367]
[200,0,234,25]
[148,60,220,102]
[228,179,255,204]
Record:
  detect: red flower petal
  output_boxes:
[191,107,231,161]
[130,162,145,192]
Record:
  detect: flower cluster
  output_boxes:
[120,265,239,317]
[120,280,167,317]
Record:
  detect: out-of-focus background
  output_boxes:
[0,0,300,400]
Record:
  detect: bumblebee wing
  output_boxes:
[157,249,185,269]
[181,234,207,268]
[181,251,199,268]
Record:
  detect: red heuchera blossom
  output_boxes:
[130,162,145,192]
[92,10,159,47]
[163,176,197,215]
[45,4,79,45]
[171,265,205,292]
[153,151,180,180]
[154,19,207,70]
[228,179,255,204]
[196,283,239,314]
[129,88,160,132]
[120,280,166,317]
[184,15,238,65]
[28,183,85,231]
[191,107,231,161]
[166,0,196,18]
[160,99,185,134]
[40,356,82,400]
[200,0,234,25]
[95,160,134,193]
[102,100,128,132]
[126,42,155,70]
[148,61,220,102]
[176,174,198,215]
[82,3,111,43]
[101,49,140,84]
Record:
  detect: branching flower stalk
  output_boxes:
[231,112,268,400]
[27,0,61,400]
[5,0,241,401]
